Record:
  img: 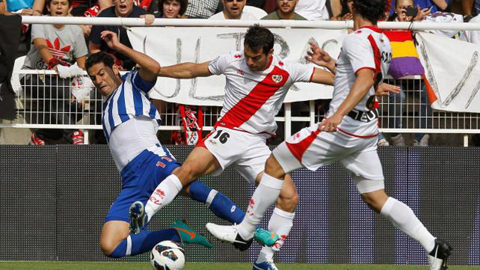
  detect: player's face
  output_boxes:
[115,0,134,17]
[277,0,298,15]
[87,63,121,97]
[163,0,181,18]
[223,0,246,19]
[47,0,71,17]
[244,45,273,72]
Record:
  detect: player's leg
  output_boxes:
[207,127,319,249]
[144,146,221,222]
[185,181,246,224]
[253,171,298,270]
[342,148,452,270]
[100,220,180,258]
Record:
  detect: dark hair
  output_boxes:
[86,52,115,72]
[158,0,188,16]
[46,0,73,7]
[338,0,352,18]
[244,24,274,55]
[353,0,388,24]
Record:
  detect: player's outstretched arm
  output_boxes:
[158,62,212,79]
[100,30,160,82]
[311,68,335,86]
[319,69,375,132]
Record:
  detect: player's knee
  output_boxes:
[361,193,386,213]
[100,236,123,257]
[264,155,285,179]
[100,240,117,257]
[176,163,200,183]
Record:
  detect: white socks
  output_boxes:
[380,197,436,252]
[237,173,284,240]
[256,207,295,264]
[145,174,183,223]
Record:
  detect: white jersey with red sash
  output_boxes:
[209,51,315,136]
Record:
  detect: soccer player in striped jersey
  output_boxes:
[206,1,453,270]
[87,30,246,258]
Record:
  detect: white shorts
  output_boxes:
[273,123,384,194]
[200,127,271,185]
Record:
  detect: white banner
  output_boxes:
[417,32,480,113]
[128,27,346,106]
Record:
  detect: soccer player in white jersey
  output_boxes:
[129,25,335,270]
[85,30,214,258]
[206,1,453,270]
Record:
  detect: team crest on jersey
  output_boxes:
[272,75,283,83]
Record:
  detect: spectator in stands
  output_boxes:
[20,0,88,145]
[154,0,187,18]
[184,0,220,19]
[32,0,112,15]
[294,0,330,21]
[331,0,353,21]
[89,0,147,70]
[261,0,306,20]
[3,0,36,15]
[389,0,431,21]
[210,0,256,20]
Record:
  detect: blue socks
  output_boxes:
[188,180,245,224]
[108,229,180,258]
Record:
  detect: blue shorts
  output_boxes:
[105,148,180,223]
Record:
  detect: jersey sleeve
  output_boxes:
[132,70,157,93]
[342,33,375,73]
[208,53,231,75]
[287,61,316,83]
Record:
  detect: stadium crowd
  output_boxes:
[0,0,480,146]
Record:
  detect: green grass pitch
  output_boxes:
[0,262,477,270]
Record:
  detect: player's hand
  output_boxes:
[318,114,343,132]
[101,30,121,50]
[141,14,155,25]
[397,8,408,22]
[306,42,333,68]
[376,83,400,96]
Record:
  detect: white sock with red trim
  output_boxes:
[256,207,295,263]
[237,173,284,240]
[145,174,183,223]
[380,197,436,252]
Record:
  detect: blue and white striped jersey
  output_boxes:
[102,71,161,142]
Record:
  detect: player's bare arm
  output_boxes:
[158,61,212,79]
[311,68,335,86]
[101,30,160,82]
[320,69,375,132]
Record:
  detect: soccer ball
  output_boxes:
[150,240,186,270]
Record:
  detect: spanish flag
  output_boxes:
[384,30,425,79]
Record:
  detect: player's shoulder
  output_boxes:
[219,51,244,65]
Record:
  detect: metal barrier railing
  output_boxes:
[2,71,480,145]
